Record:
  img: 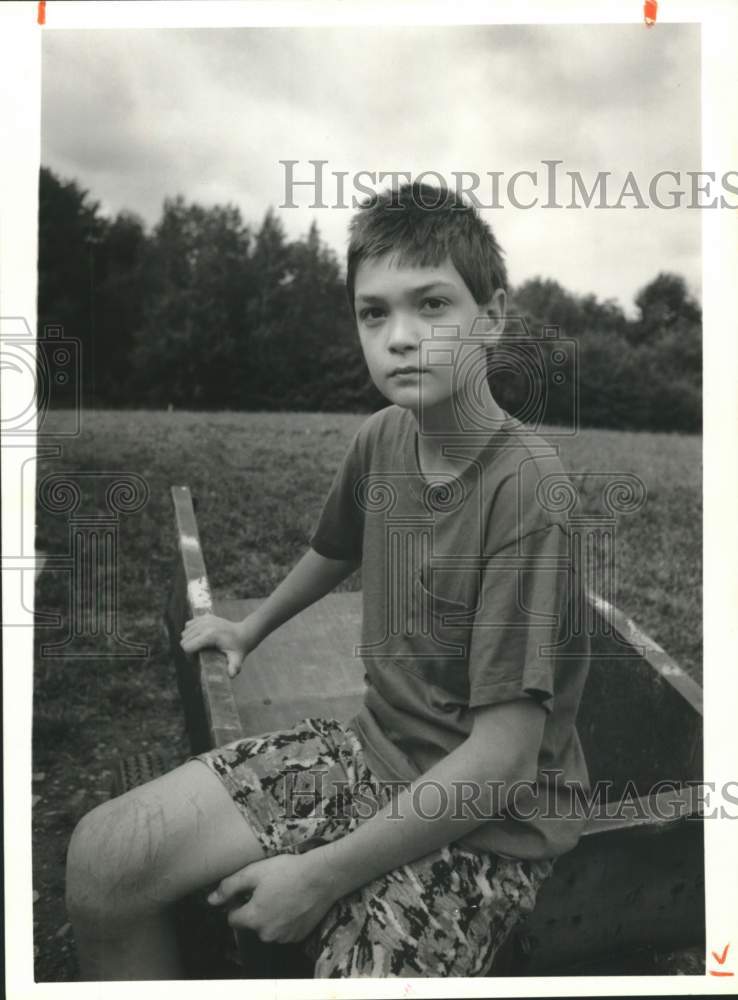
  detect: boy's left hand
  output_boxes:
[208,852,338,944]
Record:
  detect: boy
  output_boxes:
[66,182,590,980]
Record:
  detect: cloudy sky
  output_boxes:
[41,23,701,313]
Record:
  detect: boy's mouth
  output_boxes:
[388,366,428,378]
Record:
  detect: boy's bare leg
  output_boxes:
[66,759,266,981]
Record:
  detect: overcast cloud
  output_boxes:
[41,24,701,312]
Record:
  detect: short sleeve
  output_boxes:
[309,427,366,561]
[467,522,570,713]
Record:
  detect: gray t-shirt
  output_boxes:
[310,404,591,860]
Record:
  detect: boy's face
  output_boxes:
[353,254,505,414]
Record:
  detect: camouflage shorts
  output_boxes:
[195,716,554,978]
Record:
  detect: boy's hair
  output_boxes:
[346,181,508,311]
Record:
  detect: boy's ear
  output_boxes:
[482,288,506,342]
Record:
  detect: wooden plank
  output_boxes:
[586,588,702,714]
[214,595,365,734]
[579,597,703,798]
[170,486,243,750]
[500,790,704,974]
[165,561,211,753]
[581,784,700,836]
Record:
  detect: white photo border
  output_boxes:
[2,1,736,997]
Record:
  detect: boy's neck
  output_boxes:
[410,383,508,479]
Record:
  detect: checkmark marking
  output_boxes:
[709,943,734,976]
[712,944,730,965]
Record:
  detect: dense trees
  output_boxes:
[37,167,701,430]
[505,274,702,431]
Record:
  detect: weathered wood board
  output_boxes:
[215,595,365,735]
[166,484,705,976]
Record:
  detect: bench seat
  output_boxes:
[215,594,365,735]
[167,485,705,975]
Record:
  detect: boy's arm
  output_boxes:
[309,697,544,898]
[246,547,359,645]
[180,547,359,674]
[183,422,366,672]
[211,697,545,942]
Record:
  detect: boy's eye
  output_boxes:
[359,307,386,322]
[421,297,449,312]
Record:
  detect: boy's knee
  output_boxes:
[66,802,123,925]
[65,795,164,926]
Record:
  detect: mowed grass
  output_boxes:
[32,409,701,980]
[35,410,703,670]
[551,423,701,675]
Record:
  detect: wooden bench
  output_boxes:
[160,484,704,977]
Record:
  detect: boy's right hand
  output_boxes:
[180,613,262,679]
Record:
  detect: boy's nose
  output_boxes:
[386,315,421,353]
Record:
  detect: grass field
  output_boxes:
[32,409,702,980]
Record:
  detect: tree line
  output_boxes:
[37,167,701,431]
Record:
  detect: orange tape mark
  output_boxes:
[37,1,46,25]
[644,0,658,26]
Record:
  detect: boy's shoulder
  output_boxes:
[352,404,412,457]
[350,407,575,543]
[479,416,573,549]
[488,414,568,478]
[356,404,409,437]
